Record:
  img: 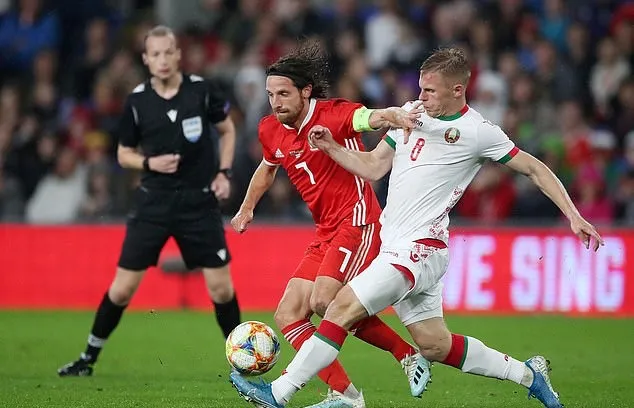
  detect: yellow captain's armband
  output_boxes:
[352,107,377,132]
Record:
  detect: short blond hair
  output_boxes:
[419,47,471,86]
[143,25,177,50]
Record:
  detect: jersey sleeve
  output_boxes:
[116,96,141,148]
[258,119,280,166]
[206,80,230,124]
[477,119,519,163]
[327,99,364,143]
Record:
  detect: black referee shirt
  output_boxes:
[117,74,229,190]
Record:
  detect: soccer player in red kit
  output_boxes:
[231,42,428,408]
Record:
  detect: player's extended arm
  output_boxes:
[310,125,394,181]
[241,160,278,210]
[215,115,236,170]
[329,140,394,181]
[504,150,604,250]
[353,103,423,143]
[231,160,278,233]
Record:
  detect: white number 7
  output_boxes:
[295,161,316,185]
[338,247,352,273]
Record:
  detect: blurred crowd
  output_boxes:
[0,0,633,226]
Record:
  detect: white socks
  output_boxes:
[271,334,342,404]
[460,336,532,387]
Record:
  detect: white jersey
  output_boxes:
[380,102,518,247]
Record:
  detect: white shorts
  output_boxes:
[348,241,449,326]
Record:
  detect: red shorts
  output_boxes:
[292,221,381,284]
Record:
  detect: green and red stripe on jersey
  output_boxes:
[437,105,470,121]
[497,146,520,164]
[383,133,397,150]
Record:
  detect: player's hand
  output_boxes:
[231,208,253,233]
[570,215,604,251]
[308,125,336,152]
[389,101,424,144]
[148,154,181,173]
[211,173,231,200]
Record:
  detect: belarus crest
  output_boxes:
[444,127,460,143]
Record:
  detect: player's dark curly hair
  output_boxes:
[266,39,329,98]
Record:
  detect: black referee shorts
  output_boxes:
[118,187,232,271]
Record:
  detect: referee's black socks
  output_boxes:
[213,293,241,338]
[82,292,127,363]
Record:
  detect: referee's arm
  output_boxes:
[116,97,179,173]
[214,115,236,172]
[208,81,236,173]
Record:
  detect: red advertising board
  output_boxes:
[0,225,632,315]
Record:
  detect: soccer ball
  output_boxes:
[225,321,281,375]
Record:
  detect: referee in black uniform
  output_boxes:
[58,26,241,376]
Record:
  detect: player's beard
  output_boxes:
[276,99,304,126]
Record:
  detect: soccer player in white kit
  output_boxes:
[230,48,604,408]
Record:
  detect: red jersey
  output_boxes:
[259,98,382,240]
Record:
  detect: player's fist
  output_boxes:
[148,154,181,174]
[231,208,254,233]
[308,125,335,152]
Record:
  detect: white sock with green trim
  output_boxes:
[451,335,529,386]
[272,321,347,405]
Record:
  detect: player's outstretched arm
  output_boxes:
[364,102,423,143]
[309,125,394,181]
[504,150,605,251]
[231,160,278,233]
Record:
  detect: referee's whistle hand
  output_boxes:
[148,154,181,173]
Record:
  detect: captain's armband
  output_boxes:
[352,107,377,132]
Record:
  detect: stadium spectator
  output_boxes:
[0,0,60,78]
[0,0,631,225]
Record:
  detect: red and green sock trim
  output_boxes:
[442,334,469,369]
[314,320,348,351]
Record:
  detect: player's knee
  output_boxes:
[309,291,335,317]
[208,282,234,303]
[274,299,310,329]
[109,269,143,305]
[204,270,234,303]
[108,284,135,305]
[322,287,365,330]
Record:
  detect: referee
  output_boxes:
[58,26,241,376]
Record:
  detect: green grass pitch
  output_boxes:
[0,311,632,407]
